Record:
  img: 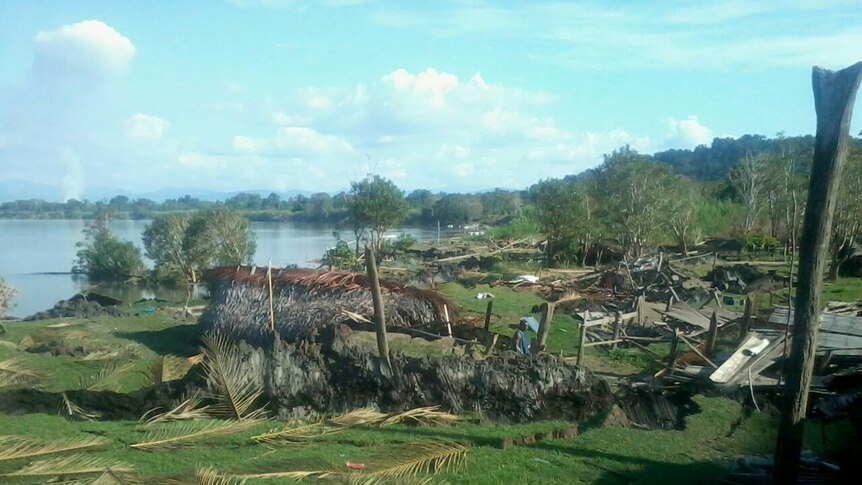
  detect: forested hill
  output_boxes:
[651,134,816,181]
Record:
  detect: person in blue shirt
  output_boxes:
[513,319,531,356]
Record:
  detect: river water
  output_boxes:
[0,220,445,318]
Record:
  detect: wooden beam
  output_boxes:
[739,296,753,343]
[483,299,494,331]
[365,246,391,370]
[577,311,588,366]
[775,62,862,484]
[532,302,555,353]
[636,294,645,326]
[611,311,622,349]
[705,310,718,358]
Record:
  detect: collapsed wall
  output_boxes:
[212,325,613,423]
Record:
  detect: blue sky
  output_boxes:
[1,0,861,200]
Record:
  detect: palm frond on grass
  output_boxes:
[345,476,445,485]
[77,363,134,392]
[0,435,109,462]
[0,358,40,388]
[131,419,260,451]
[381,407,459,427]
[187,353,205,365]
[238,441,467,481]
[0,453,134,478]
[160,466,247,485]
[364,441,468,479]
[251,421,343,445]
[329,407,389,427]
[144,355,193,387]
[140,391,211,425]
[54,469,144,485]
[200,333,265,421]
[59,393,101,421]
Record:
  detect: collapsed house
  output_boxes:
[202,265,454,343]
[198,265,613,422]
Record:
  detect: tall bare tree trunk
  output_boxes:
[774,62,862,484]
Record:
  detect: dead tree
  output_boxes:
[774,62,862,483]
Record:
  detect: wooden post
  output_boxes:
[267,260,275,333]
[636,294,645,326]
[666,294,675,312]
[739,296,753,342]
[365,246,391,370]
[443,304,452,337]
[705,310,718,358]
[483,300,494,331]
[668,329,680,372]
[712,289,722,308]
[577,311,588,366]
[532,302,555,354]
[611,311,622,349]
[775,62,862,484]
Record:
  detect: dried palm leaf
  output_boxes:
[187,353,205,365]
[0,358,40,388]
[0,453,134,478]
[90,469,144,485]
[0,435,109,462]
[131,419,260,451]
[160,466,247,485]
[341,310,372,323]
[200,333,265,421]
[78,363,134,392]
[381,407,459,427]
[140,391,211,425]
[329,407,389,427]
[59,393,101,421]
[145,355,192,387]
[369,441,468,479]
[251,421,343,445]
[80,350,125,362]
[345,476,443,485]
[237,470,332,481]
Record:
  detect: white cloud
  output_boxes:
[124,114,169,141]
[665,116,713,149]
[233,126,353,156]
[33,20,135,76]
[245,67,655,190]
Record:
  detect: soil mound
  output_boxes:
[24,293,128,321]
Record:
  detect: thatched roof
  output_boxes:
[201,266,456,343]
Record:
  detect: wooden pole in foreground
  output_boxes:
[483,300,494,331]
[532,302,555,353]
[774,62,862,484]
[267,260,275,333]
[365,246,391,370]
[576,310,588,365]
[705,310,718,358]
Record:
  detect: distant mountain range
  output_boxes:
[0,179,314,203]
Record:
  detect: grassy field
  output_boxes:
[1,273,860,483]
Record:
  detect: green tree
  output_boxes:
[144,209,256,305]
[531,178,592,266]
[593,146,677,257]
[183,209,257,268]
[142,213,194,285]
[0,276,16,318]
[72,213,145,281]
[348,175,408,253]
[830,147,862,279]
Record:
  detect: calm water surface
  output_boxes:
[0,220,444,318]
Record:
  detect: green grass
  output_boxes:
[2,288,855,483]
[0,396,854,484]
[0,301,201,393]
[823,277,862,303]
